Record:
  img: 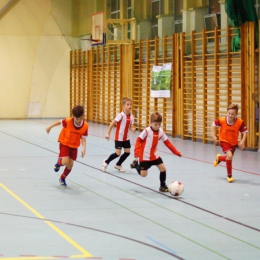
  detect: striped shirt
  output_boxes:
[134,126,181,161]
[114,112,134,141]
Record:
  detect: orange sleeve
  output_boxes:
[134,137,143,158]
[164,139,181,156]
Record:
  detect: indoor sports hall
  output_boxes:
[0,119,259,260]
[1,0,260,260]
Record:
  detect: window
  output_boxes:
[151,0,162,39]
[174,0,183,33]
[127,0,132,39]
[208,0,220,14]
[110,0,120,19]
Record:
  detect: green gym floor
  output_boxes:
[0,119,259,260]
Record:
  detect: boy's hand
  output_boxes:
[213,136,219,145]
[81,148,86,158]
[179,153,182,157]
[239,142,245,151]
[46,127,51,134]
[131,127,136,133]
[105,134,110,140]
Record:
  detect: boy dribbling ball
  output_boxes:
[46,105,88,186]
[211,104,248,183]
[130,112,182,192]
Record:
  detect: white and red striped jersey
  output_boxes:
[134,126,181,162]
[114,112,134,141]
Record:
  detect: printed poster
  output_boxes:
[151,63,172,98]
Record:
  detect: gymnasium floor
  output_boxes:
[0,119,259,260]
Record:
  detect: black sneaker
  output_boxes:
[54,163,60,172]
[130,159,138,169]
[59,178,67,186]
[159,185,169,192]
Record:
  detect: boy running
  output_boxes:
[211,104,248,183]
[46,105,88,186]
[130,112,182,192]
[101,97,135,172]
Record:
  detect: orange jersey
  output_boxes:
[213,117,248,146]
[58,118,88,148]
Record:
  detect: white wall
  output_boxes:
[0,0,71,118]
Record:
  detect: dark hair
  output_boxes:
[150,112,162,123]
[72,105,84,118]
[227,104,239,113]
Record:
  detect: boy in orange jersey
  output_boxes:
[130,112,182,192]
[101,97,135,172]
[211,104,248,183]
[46,105,88,186]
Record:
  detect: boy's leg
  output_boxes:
[102,150,120,172]
[157,163,168,192]
[115,148,130,172]
[226,150,234,183]
[59,147,77,186]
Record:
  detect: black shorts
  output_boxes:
[115,140,131,149]
[139,157,163,170]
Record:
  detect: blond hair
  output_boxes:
[150,112,162,123]
[227,104,239,113]
[121,97,131,105]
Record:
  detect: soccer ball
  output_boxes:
[169,181,184,196]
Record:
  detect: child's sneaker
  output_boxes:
[54,163,60,172]
[159,185,169,192]
[114,165,125,172]
[213,154,221,167]
[130,159,138,169]
[227,176,234,183]
[101,160,108,172]
[59,178,67,186]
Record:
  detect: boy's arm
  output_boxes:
[134,137,143,158]
[164,139,182,157]
[211,124,218,145]
[105,119,117,140]
[81,137,86,157]
[46,120,61,133]
[130,124,136,133]
[239,132,247,150]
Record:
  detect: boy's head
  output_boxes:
[72,105,84,125]
[150,112,162,131]
[121,97,132,114]
[227,104,239,121]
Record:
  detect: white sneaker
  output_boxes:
[101,160,108,172]
[114,165,125,172]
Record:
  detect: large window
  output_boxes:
[174,0,183,33]
[151,0,162,39]
[127,0,132,39]
[110,0,120,19]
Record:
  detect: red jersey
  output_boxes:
[213,116,248,146]
[114,112,134,141]
[134,126,181,162]
[58,118,88,148]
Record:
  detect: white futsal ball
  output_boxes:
[169,181,184,196]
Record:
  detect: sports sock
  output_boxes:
[116,152,130,166]
[60,167,71,179]
[136,163,141,175]
[105,153,119,164]
[226,160,232,176]
[160,171,166,186]
[219,155,226,162]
